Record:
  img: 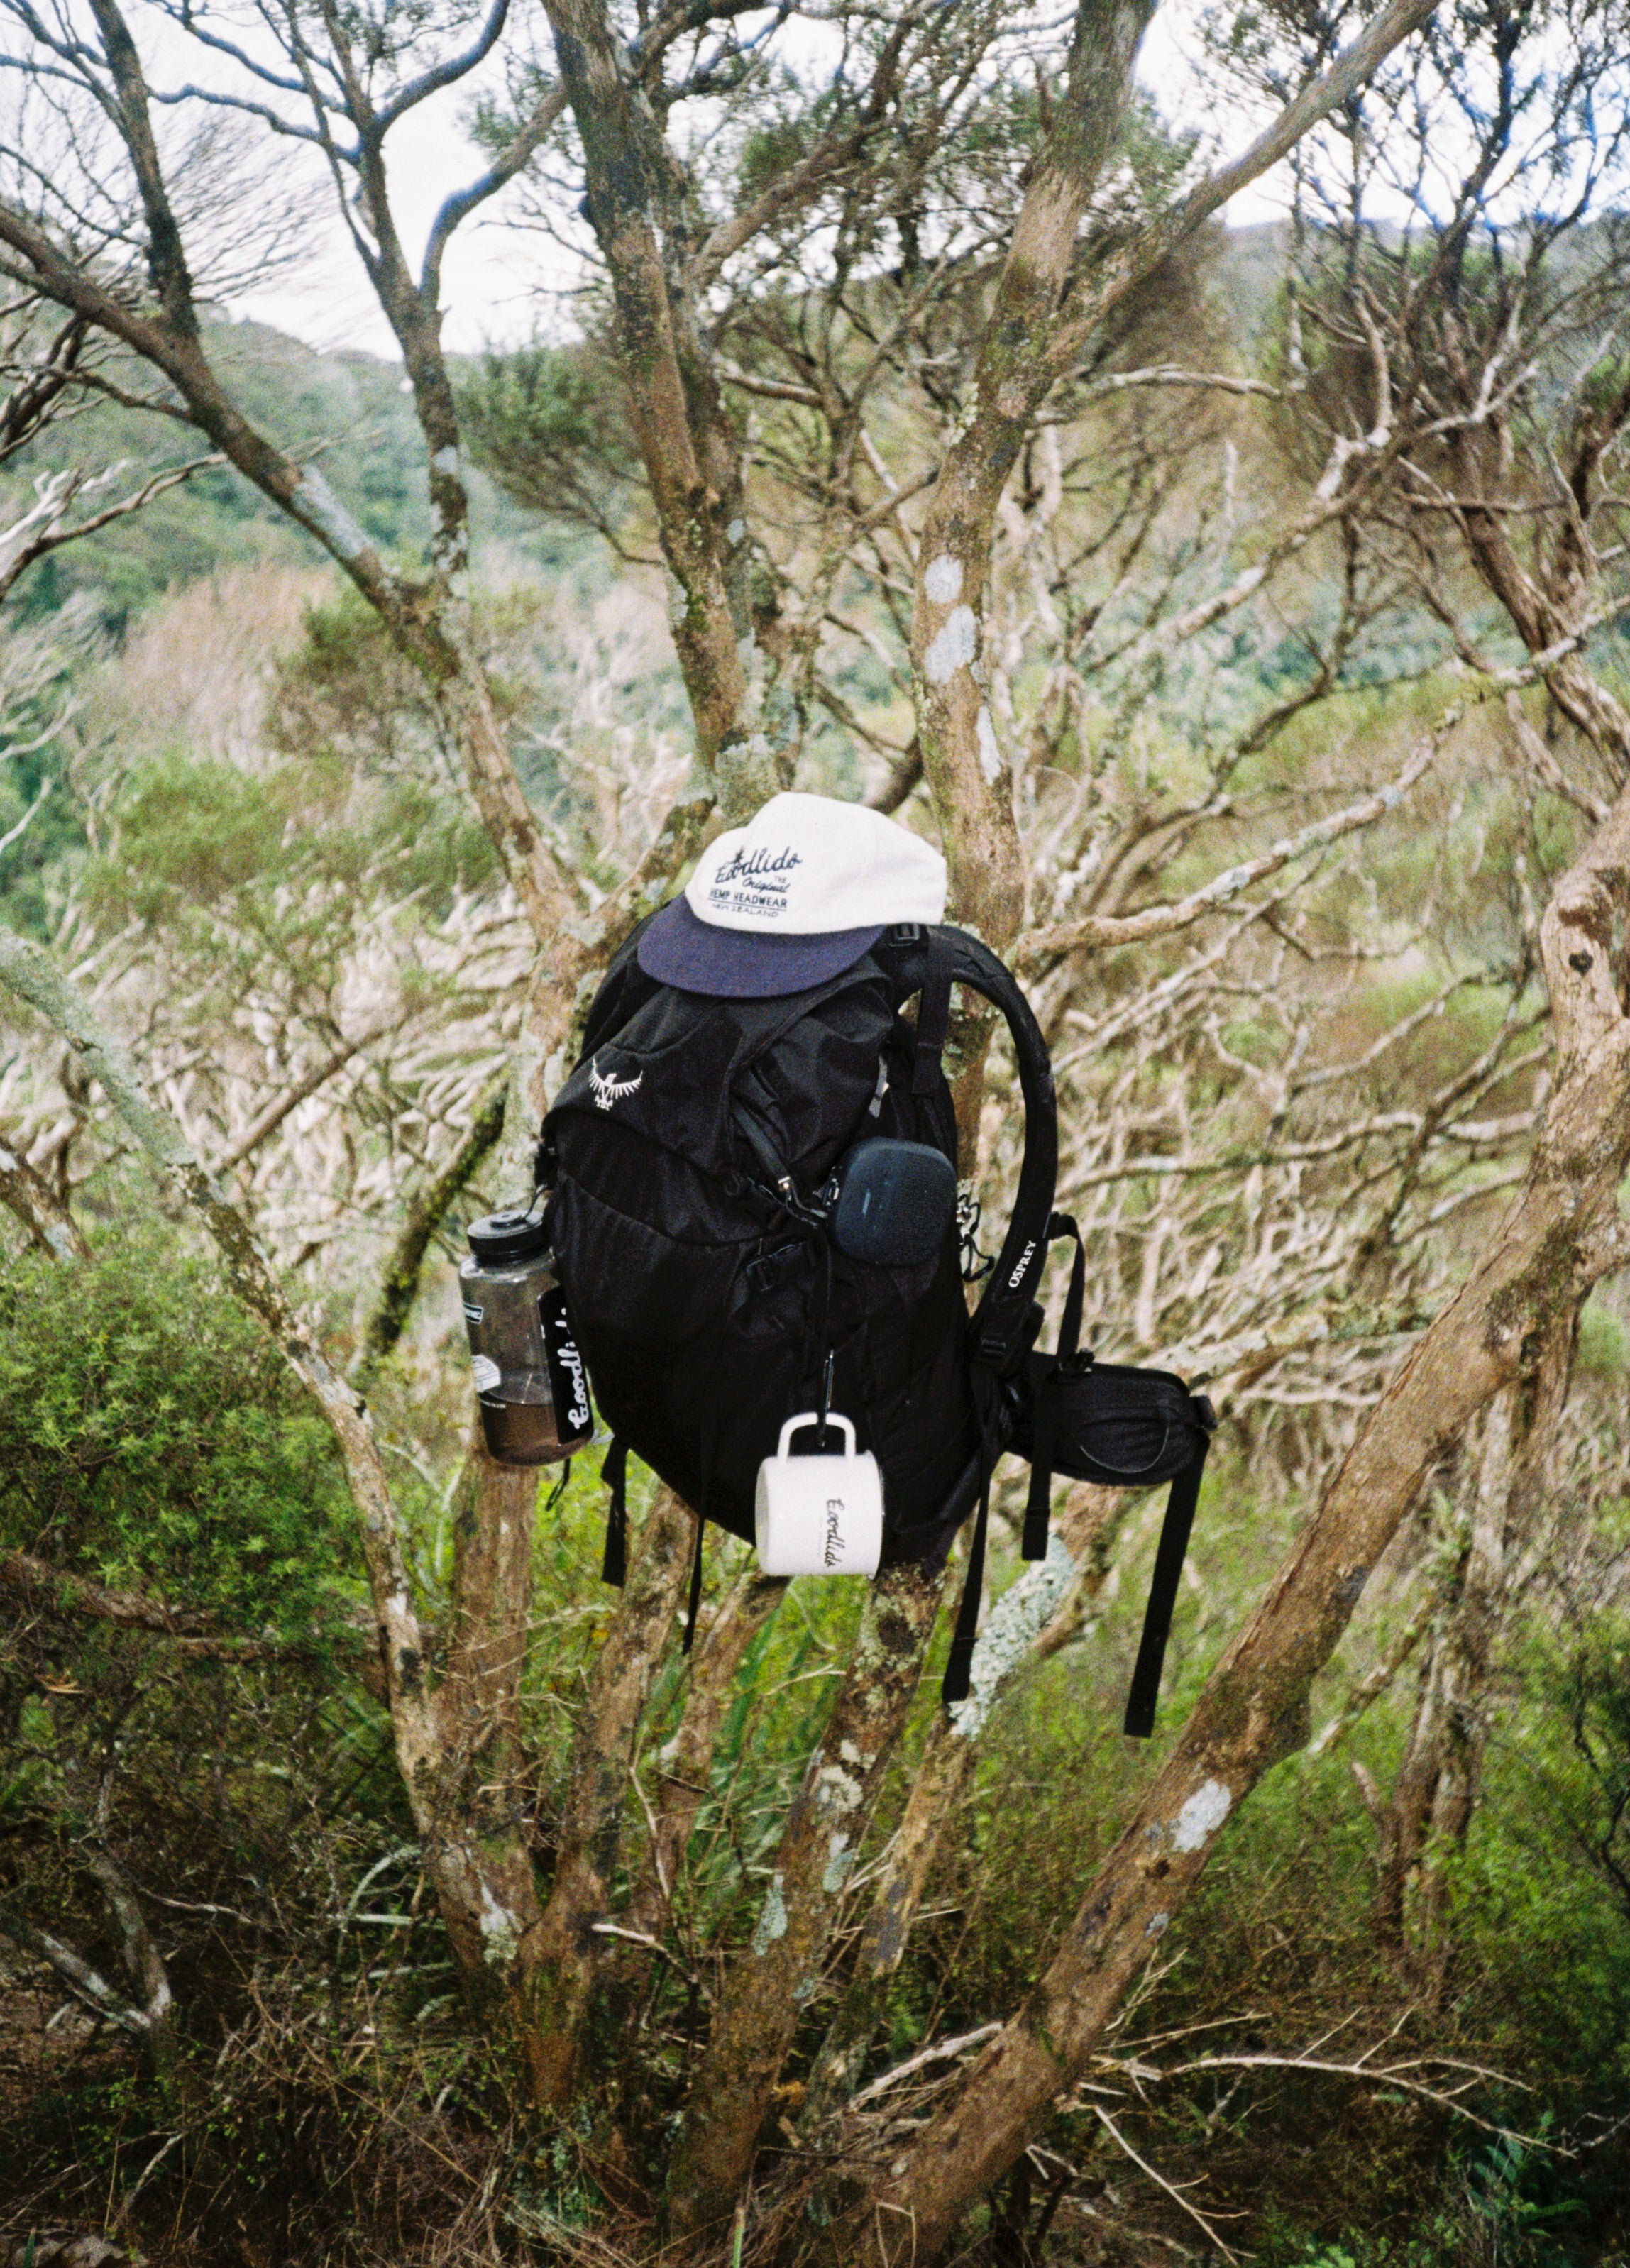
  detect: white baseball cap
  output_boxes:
[637,791,947,998]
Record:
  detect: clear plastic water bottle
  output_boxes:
[458,1209,593,1465]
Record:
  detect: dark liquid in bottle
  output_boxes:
[478,1399,571,1465]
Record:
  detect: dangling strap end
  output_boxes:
[940,1463,991,1708]
[1022,1362,1060,1561]
[1020,1459,1053,1562]
[1120,1436,1210,1740]
[681,1511,706,1654]
[941,1636,975,1705]
[600,1438,628,1587]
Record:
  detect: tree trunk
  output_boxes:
[417,1446,555,2083]
[622,1570,791,1959]
[802,1485,1123,2125]
[1378,1309,1577,1973]
[528,1483,697,2106]
[910,0,1155,949]
[543,0,796,813]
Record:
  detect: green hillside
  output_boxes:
[6,312,590,632]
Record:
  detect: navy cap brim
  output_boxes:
[637,897,884,998]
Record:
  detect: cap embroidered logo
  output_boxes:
[707,844,803,922]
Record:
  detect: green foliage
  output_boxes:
[0,1219,359,1637]
[1577,1296,1630,1380]
[1270,2122,1589,2265]
[456,342,640,529]
[82,742,497,981]
[736,106,824,200]
[5,324,434,634]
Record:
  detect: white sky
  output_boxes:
[228,1,1284,361]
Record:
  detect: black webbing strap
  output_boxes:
[1022,1214,1088,1562]
[600,1438,628,1587]
[682,1372,724,1656]
[1020,1420,1054,1563]
[1122,1429,1212,1739]
[941,1369,1003,1705]
[938,930,1057,1370]
[874,925,1055,1372]
[912,929,956,1097]
[941,1462,991,1705]
[683,1511,706,1656]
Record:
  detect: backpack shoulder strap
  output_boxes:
[873,920,1056,1369]
[932,926,1058,1372]
[874,923,1057,1709]
[911,927,956,1096]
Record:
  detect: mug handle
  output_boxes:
[777,1411,858,1459]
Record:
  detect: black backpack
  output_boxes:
[540,917,1211,1729]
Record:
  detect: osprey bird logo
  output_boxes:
[588,1056,643,1112]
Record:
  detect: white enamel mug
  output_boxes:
[754,1412,883,1577]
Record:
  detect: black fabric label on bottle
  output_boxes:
[539,1286,593,1444]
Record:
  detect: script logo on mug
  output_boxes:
[824,1499,846,1568]
[755,1414,883,1578]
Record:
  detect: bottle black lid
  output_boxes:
[466,1209,549,1266]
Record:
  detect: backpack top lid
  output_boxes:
[637,791,947,998]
